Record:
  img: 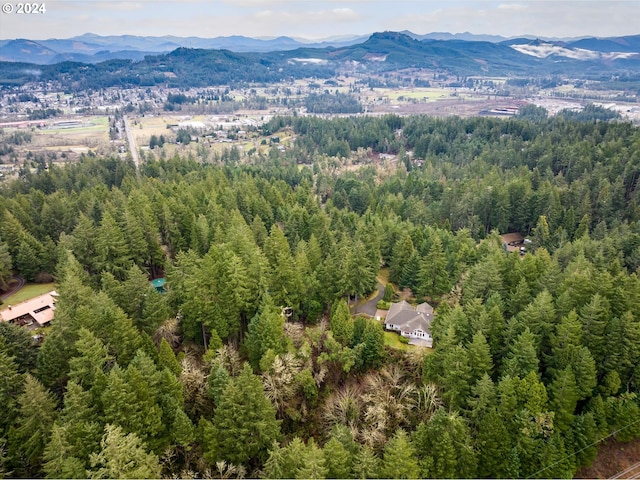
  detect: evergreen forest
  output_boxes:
[1,113,640,478]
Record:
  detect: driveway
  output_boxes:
[354,281,385,316]
[1,275,25,301]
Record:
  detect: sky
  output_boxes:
[0,0,638,40]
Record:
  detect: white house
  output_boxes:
[383,300,434,347]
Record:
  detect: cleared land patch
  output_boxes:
[0,283,56,309]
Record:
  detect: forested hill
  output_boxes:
[0,114,639,478]
[2,31,640,88]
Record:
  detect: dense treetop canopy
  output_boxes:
[0,113,639,478]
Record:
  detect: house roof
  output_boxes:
[385,301,434,334]
[387,300,412,320]
[0,291,58,327]
[416,302,434,315]
[501,232,525,245]
[501,233,526,253]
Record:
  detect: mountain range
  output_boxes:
[0,33,371,64]
[1,32,639,89]
[2,31,639,65]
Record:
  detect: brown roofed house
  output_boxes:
[501,232,530,255]
[0,291,58,329]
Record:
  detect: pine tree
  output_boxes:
[352,316,385,370]
[264,225,302,313]
[244,298,288,371]
[296,438,327,479]
[0,350,23,431]
[207,362,230,406]
[251,215,269,248]
[532,215,550,249]
[417,235,449,299]
[390,233,414,286]
[467,374,496,423]
[0,211,45,281]
[215,248,251,338]
[422,431,457,478]
[323,437,353,479]
[517,289,555,356]
[463,257,500,303]
[102,265,169,334]
[536,432,574,478]
[549,367,579,432]
[474,410,513,478]
[87,425,161,479]
[86,292,143,366]
[68,328,113,389]
[440,344,472,410]
[467,331,493,384]
[42,425,86,479]
[381,429,420,479]
[0,241,13,291]
[400,251,420,293]
[95,210,132,279]
[580,293,610,366]
[382,283,395,302]
[508,278,532,317]
[101,362,165,452]
[171,408,195,448]
[352,445,380,479]
[502,328,539,379]
[9,374,57,475]
[125,192,164,271]
[413,409,477,478]
[0,322,38,373]
[549,310,582,368]
[15,239,42,281]
[295,241,323,321]
[606,393,640,442]
[568,413,598,468]
[348,239,377,304]
[604,311,640,389]
[123,209,149,268]
[45,381,102,472]
[158,338,181,376]
[264,441,290,479]
[70,214,100,275]
[210,363,280,466]
[572,346,597,400]
[330,299,354,346]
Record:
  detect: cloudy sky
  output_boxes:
[1,0,638,40]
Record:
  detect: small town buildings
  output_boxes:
[383,300,434,347]
[0,291,58,330]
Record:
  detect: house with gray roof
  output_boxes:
[383,300,434,347]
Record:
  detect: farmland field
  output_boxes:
[380,87,486,102]
[0,116,113,165]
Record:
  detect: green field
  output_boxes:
[383,331,435,353]
[378,87,486,103]
[0,283,56,309]
[384,331,412,351]
[41,116,109,135]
